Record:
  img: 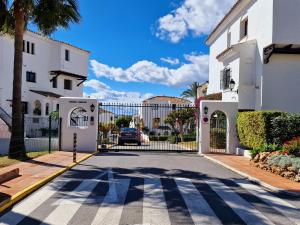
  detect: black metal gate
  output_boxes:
[209,111,227,153]
[97,102,199,152]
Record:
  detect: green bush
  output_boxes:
[250,143,281,158]
[267,155,300,172]
[283,137,300,155]
[271,114,300,145]
[237,111,284,149]
[182,135,196,142]
[149,136,169,141]
[210,128,226,149]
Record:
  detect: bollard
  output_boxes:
[73,133,77,163]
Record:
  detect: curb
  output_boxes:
[203,154,300,197]
[0,151,98,214]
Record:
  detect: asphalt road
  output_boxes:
[1,152,300,225]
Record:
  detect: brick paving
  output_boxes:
[205,154,300,193]
[0,151,91,203]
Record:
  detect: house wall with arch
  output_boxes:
[199,101,238,154]
[59,97,98,152]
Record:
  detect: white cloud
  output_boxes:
[90,53,208,87]
[84,79,153,103]
[156,0,236,43]
[160,57,180,65]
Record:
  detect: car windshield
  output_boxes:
[121,128,137,132]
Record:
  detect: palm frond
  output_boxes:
[33,0,81,35]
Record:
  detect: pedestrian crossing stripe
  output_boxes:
[0,173,299,225]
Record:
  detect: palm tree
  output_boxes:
[181,82,200,102]
[0,0,80,158]
[181,81,208,102]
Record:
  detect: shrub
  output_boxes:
[182,135,196,142]
[268,155,300,172]
[283,137,300,155]
[271,114,300,145]
[237,111,284,149]
[149,136,169,141]
[250,143,281,158]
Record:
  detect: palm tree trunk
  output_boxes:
[9,0,26,158]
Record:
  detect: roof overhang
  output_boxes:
[50,70,87,86]
[263,44,300,64]
[30,90,62,98]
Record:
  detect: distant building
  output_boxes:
[137,96,191,134]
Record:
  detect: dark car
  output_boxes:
[118,128,141,146]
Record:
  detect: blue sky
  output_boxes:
[49,0,235,102]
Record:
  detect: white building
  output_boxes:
[98,108,116,124]
[138,96,191,134]
[0,30,90,124]
[206,0,300,113]
[200,0,300,155]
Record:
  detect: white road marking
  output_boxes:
[41,170,109,225]
[205,179,274,225]
[0,178,69,225]
[175,178,222,225]
[235,179,300,225]
[143,178,171,225]
[91,178,130,225]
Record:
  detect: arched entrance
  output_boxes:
[209,111,227,153]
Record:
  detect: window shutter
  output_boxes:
[220,70,224,89]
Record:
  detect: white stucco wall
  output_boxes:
[262,55,300,113]
[59,97,98,152]
[199,101,238,155]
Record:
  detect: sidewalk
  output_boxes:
[204,154,300,195]
[0,151,93,212]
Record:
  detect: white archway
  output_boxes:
[199,101,238,154]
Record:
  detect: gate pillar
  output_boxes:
[59,97,98,152]
[199,101,238,155]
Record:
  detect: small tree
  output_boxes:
[115,116,132,128]
[165,108,195,142]
[99,123,118,139]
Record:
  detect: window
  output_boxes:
[22,102,28,114]
[26,41,30,53]
[240,18,248,39]
[56,104,59,111]
[45,103,49,116]
[65,49,70,61]
[64,79,72,90]
[52,76,57,88]
[26,71,36,83]
[33,100,42,115]
[227,31,231,48]
[172,104,177,111]
[220,68,231,90]
[31,43,35,55]
[70,107,88,127]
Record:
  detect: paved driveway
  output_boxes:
[1,152,300,225]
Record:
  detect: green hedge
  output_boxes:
[271,114,300,145]
[237,111,284,149]
[149,136,169,141]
